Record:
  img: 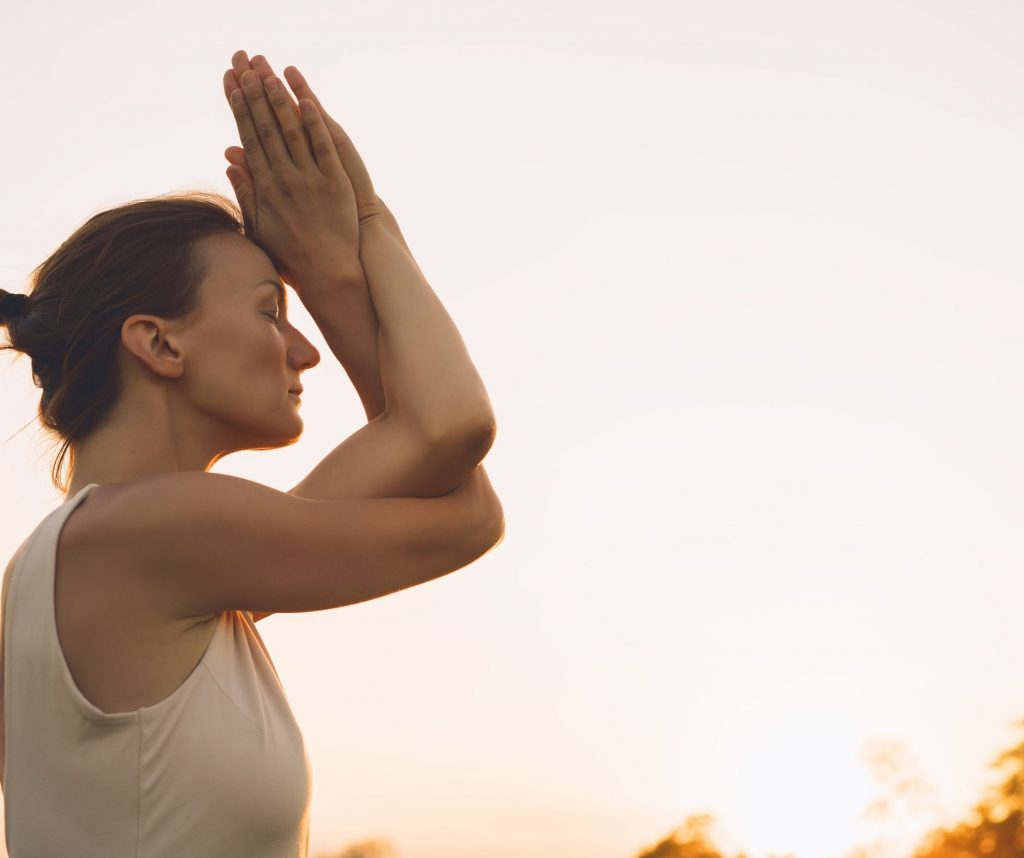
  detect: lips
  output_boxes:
[288,387,303,395]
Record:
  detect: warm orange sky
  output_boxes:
[3,2,1023,858]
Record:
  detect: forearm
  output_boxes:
[289,213,496,505]
[289,277,498,501]
[288,408,496,502]
[356,217,495,439]
[302,276,388,422]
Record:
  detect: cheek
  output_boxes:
[195,321,284,396]
[245,328,287,385]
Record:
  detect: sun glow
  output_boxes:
[730,714,876,858]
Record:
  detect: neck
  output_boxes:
[64,393,221,499]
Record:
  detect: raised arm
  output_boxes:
[223,52,494,441]
[221,52,503,623]
[222,51,498,502]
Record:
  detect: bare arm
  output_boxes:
[223,54,493,440]
[298,216,494,443]
[220,54,501,626]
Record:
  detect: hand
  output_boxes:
[223,53,385,235]
[224,52,385,227]
[221,52,362,287]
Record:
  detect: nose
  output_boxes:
[289,327,321,373]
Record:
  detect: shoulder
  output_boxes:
[63,472,249,547]
[60,480,129,559]
[60,477,220,625]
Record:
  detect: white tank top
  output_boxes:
[2,482,313,856]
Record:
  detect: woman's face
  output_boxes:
[180,232,321,451]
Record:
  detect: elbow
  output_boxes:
[465,422,497,467]
[430,417,496,456]
[468,421,497,455]
[442,423,496,476]
[488,503,505,548]
[475,487,505,554]
[418,395,496,449]
[417,421,497,493]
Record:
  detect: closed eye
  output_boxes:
[264,312,280,325]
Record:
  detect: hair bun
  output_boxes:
[0,290,31,324]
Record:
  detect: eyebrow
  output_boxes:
[255,279,288,311]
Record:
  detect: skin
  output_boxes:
[63,232,321,498]
[222,50,388,243]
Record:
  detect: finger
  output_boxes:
[223,148,255,221]
[298,99,345,179]
[225,51,262,203]
[249,54,275,80]
[248,55,308,165]
[225,52,260,168]
[281,65,334,123]
[260,74,316,170]
[226,160,253,191]
[222,68,239,102]
[230,50,253,91]
[225,50,253,105]
[225,162,255,229]
[225,66,293,129]
[224,145,248,170]
[239,69,293,171]
[227,79,272,183]
[249,55,302,123]
[282,65,376,198]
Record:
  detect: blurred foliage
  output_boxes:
[312,837,397,858]
[316,721,1024,858]
[912,719,1024,858]
[632,813,746,858]
[626,720,1024,858]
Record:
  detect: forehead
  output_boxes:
[199,233,286,306]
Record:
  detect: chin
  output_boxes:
[277,417,304,446]
[255,414,305,450]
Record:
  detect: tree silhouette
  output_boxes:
[847,737,944,858]
[912,719,1024,858]
[310,721,1024,858]
[312,837,398,858]
[633,813,753,858]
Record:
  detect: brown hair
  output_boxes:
[0,191,246,494]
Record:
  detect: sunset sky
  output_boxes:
[2,2,1023,857]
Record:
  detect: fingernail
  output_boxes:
[265,76,280,93]
[241,70,257,87]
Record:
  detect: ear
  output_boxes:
[120,315,187,381]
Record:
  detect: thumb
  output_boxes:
[225,164,256,231]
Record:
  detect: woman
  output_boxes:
[0,49,503,857]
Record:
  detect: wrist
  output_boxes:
[288,265,368,304]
